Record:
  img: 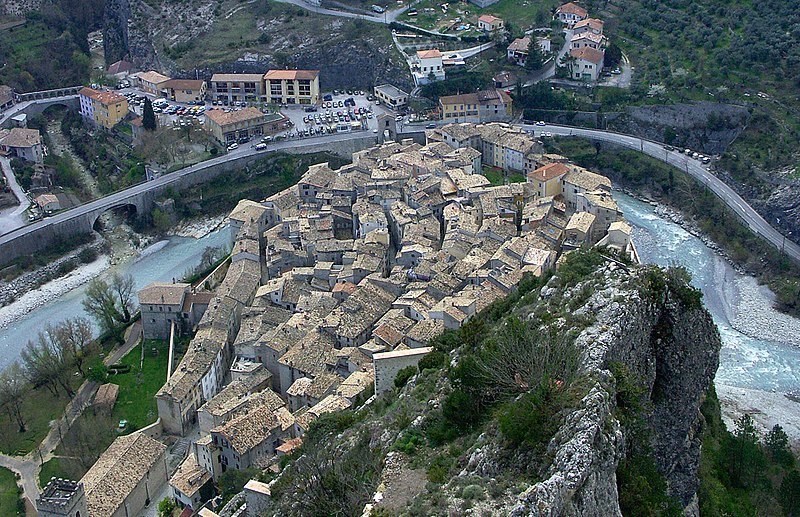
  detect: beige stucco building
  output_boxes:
[264,69,320,105]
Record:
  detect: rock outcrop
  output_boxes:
[511,265,720,515]
[608,101,751,155]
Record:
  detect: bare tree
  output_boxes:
[0,363,28,432]
[54,318,94,376]
[21,329,74,398]
[82,273,134,341]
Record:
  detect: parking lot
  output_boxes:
[120,87,392,147]
[278,91,391,140]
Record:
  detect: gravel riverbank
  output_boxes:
[0,254,111,331]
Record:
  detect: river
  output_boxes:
[616,193,800,393]
[0,229,230,370]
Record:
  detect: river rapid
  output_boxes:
[616,193,800,440]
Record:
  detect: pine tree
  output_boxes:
[142,97,157,131]
[525,37,545,71]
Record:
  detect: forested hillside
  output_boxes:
[0,0,106,91]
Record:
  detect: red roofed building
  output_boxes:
[569,47,605,81]
[528,162,571,198]
[573,17,604,35]
[412,49,445,85]
[477,14,504,32]
[556,2,588,25]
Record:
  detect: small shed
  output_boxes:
[93,383,120,415]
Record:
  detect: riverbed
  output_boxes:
[616,193,800,439]
[0,228,230,370]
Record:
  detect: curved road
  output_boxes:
[525,123,800,263]
[2,107,796,267]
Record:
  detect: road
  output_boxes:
[0,157,29,235]
[271,0,410,23]
[524,29,573,86]
[0,130,376,255]
[526,123,800,264]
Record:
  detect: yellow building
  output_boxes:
[527,162,570,198]
[79,87,129,129]
[264,70,320,105]
[134,70,171,95]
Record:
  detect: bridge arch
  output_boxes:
[91,202,139,232]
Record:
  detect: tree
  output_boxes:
[20,328,75,398]
[605,42,622,69]
[0,363,28,432]
[157,497,176,517]
[780,469,800,517]
[82,273,135,341]
[53,317,94,376]
[765,424,794,467]
[142,97,157,131]
[723,414,766,488]
[525,37,545,71]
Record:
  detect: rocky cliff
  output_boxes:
[102,0,411,89]
[511,263,719,516]
[262,253,721,516]
[608,101,751,156]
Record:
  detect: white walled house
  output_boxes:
[412,49,445,85]
[568,47,605,82]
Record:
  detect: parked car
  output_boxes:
[425,123,436,129]
[227,143,239,151]
[535,121,546,126]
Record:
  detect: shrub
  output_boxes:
[78,247,98,264]
[417,350,447,371]
[304,410,358,444]
[394,365,416,389]
[392,429,424,454]
[497,381,564,451]
[426,455,452,483]
[461,484,485,501]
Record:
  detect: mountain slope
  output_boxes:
[265,250,722,516]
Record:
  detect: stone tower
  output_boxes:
[36,478,89,517]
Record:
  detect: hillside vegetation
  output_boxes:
[585,0,800,180]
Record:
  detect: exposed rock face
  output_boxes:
[102,0,411,88]
[511,266,720,516]
[608,101,751,155]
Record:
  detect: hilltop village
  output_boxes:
[36,122,637,516]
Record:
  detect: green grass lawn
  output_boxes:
[0,467,23,517]
[38,457,65,488]
[482,166,525,185]
[110,339,171,431]
[0,385,76,456]
[38,339,172,483]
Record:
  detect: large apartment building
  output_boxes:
[78,87,129,129]
[209,73,266,103]
[439,89,512,124]
[264,69,320,105]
